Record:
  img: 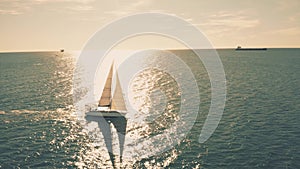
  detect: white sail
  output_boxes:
[98,63,113,107]
[111,71,127,111]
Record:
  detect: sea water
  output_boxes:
[0,49,299,168]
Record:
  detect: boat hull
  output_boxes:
[86,110,126,117]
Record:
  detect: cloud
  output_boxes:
[103,0,153,17]
[269,27,300,36]
[201,11,259,29]
[33,0,95,4]
[0,0,96,15]
[276,0,300,11]
[0,9,21,15]
[66,5,94,11]
[196,11,260,37]
[0,0,35,15]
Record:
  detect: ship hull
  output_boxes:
[235,48,267,51]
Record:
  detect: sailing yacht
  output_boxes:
[86,62,127,117]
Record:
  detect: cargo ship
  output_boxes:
[235,46,267,51]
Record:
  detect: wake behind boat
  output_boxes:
[86,62,127,118]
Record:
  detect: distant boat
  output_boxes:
[235,46,267,51]
[60,49,64,52]
[86,62,127,117]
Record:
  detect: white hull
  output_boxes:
[86,110,126,117]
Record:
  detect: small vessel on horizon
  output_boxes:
[235,46,267,51]
[86,62,127,117]
[60,49,64,52]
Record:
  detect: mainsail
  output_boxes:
[98,64,113,107]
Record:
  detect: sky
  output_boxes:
[0,0,300,51]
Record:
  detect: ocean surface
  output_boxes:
[0,49,299,168]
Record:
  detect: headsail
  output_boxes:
[111,71,127,111]
[98,63,113,107]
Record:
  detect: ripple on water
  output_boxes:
[1,50,300,168]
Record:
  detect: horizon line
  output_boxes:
[1,47,300,53]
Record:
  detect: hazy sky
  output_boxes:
[1,0,300,51]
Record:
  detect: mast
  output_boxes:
[98,63,113,107]
[111,71,127,111]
